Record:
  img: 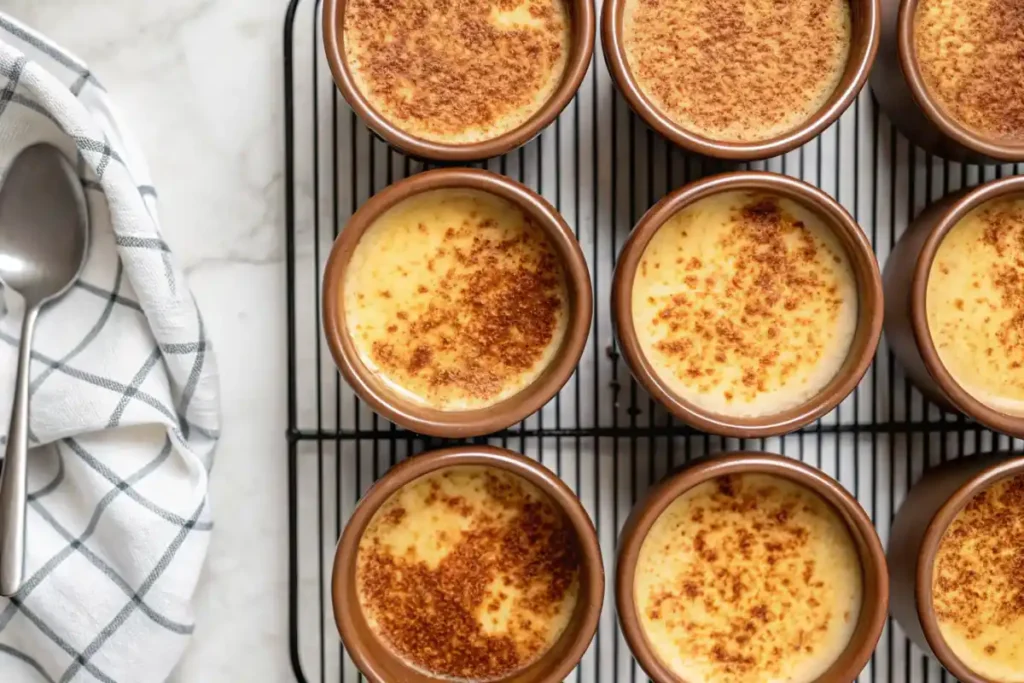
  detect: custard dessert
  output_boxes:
[927,196,1024,416]
[933,473,1024,682]
[357,466,580,681]
[344,0,571,143]
[344,188,569,411]
[631,191,858,418]
[622,0,851,142]
[915,0,1024,142]
[634,473,863,683]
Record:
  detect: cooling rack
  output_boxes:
[284,0,1024,680]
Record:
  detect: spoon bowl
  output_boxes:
[0,144,89,596]
[0,145,88,305]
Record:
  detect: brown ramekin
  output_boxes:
[870,0,1024,163]
[612,171,883,438]
[601,0,879,160]
[322,167,592,438]
[322,0,595,162]
[884,175,1024,439]
[616,452,889,683]
[332,445,604,683]
[888,453,1024,682]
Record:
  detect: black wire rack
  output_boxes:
[283,0,1024,680]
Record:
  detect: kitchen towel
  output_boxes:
[0,14,219,683]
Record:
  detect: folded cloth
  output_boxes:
[0,14,220,683]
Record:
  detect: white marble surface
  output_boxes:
[5,1,293,680]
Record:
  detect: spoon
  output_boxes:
[0,144,89,596]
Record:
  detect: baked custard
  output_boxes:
[357,466,580,680]
[933,473,1024,682]
[631,191,858,417]
[915,0,1024,142]
[927,196,1024,416]
[622,0,851,142]
[344,188,569,411]
[343,0,572,143]
[634,473,863,683]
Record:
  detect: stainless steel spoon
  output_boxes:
[0,144,89,596]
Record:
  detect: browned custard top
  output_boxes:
[631,191,858,418]
[634,473,863,683]
[915,0,1024,141]
[622,0,851,142]
[357,466,580,680]
[343,0,571,143]
[927,196,1024,416]
[344,189,569,410]
[933,473,1024,680]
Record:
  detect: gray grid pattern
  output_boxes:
[0,13,219,683]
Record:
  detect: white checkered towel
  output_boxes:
[0,14,220,683]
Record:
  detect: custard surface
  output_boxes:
[933,473,1024,683]
[915,0,1024,141]
[622,0,850,142]
[635,473,863,683]
[344,0,571,143]
[631,191,858,417]
[357,466,579,681]
[927,197,1024,416]
[344,189,568,411]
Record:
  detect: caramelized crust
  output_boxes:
[927,197,1024,415]
[933,473,1024,673]
[622,0,850,142]
[635,474,862,683]
[345,189,569,410]
[344,0,571,142]
[632,191,857,417]
[915,0,1024,141]
[358,467,580,680]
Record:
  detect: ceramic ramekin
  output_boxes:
[616,452,889,683]
[870,0,1024,163]
[322,167,592,438]
[600,0,879,160]
[332,445,604,683]
[322,0,595,162]
[612,171,883,438]
[884,175,1024,439]
[888,454,1024,682]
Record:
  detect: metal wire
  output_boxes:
[284,0,1024,680]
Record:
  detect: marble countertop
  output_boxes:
[7,0,293,680]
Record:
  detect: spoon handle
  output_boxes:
[0,306,38,597]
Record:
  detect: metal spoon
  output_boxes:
[0,144,89,596]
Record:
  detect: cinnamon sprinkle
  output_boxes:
[638,474,860,682]
[623,0,850,142]
[983,204,1024,362]
[930,199,1024,388]
[357,468,580,680]
[364,205,566,406]
[647,195,849,405]
[915,0,1024,141]
[933,473,1024,649]
[343,0,570,142]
